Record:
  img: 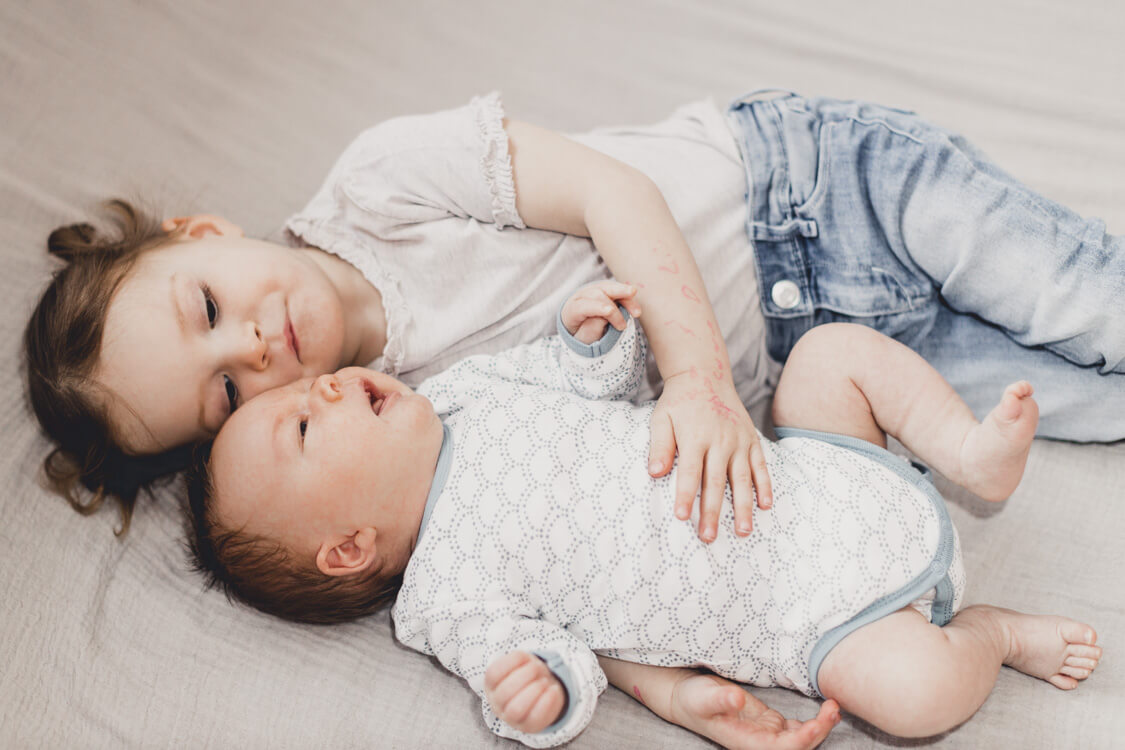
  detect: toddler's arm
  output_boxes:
[507,119,772,539]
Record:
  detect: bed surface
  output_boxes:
[2,1,1122,747]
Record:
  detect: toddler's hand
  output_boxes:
[561,280,642,344]
[484,650,567,734]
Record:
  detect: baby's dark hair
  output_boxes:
[23,199,192,535]
[183,445,402,625]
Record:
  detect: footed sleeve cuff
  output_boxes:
[484,647,605,748]
[556,303,631,358]
[531,650,579,735]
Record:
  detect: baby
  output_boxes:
[186,281,1100,747]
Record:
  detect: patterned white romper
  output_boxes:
[392,305,964,748]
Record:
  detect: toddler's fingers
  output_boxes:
[749,440,773,510]
[697,454,726,543]
[729,448,754,536]
[673,450,704,524]
[485,650,532,691]
[647,411,675,479]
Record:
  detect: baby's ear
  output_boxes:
[162,214,244,239]
[315,527,379,577]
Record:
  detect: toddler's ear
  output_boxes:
[162,214,244,239]
[316,527,379,577]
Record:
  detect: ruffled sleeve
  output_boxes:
[330,92,526,239]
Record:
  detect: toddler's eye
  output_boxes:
[202,283,218,327]
[299,419,308,441]
[223,375,239,413]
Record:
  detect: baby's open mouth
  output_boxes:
[361,379,390,416]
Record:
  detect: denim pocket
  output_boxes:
[791,119,833,215]
[802,252,934,318]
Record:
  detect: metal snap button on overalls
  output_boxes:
[771,280,801,309]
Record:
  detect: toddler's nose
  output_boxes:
[244,322,268,371]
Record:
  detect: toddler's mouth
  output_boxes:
[285,313,301,363]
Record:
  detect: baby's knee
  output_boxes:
[772,323,873,425]
[787,322,878,364]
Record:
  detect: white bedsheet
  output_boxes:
[2,1,1122,747]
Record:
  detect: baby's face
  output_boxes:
[209,367,444,556]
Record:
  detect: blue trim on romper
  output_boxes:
[773,427,958,696]
[415,423,454,542]
[530,650,578,735]
[556,303,631,357]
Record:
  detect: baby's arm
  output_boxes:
[485,652,838,749]
[434,280,649,405]
[598,658,840,750]
[772,323,1038,502]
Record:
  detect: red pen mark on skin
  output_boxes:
[633,686,645,706]
[706,321,722,353]
[657,260,680,274]
[681,285,700,303]
[663,320,698,338]
[712,357,726,380]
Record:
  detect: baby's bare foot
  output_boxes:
[959,381,1038,502]
[979,605,1102,690]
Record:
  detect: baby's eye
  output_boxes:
[202,283,219,328]
[299,418,308,442]
[223,375,239,413]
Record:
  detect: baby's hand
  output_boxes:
[669,672,839,750]
[484,650,567,734]
[561,280,642,344]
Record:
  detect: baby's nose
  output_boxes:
[311,374,342,404]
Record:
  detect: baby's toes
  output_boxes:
[1047,674,1079,690]
[1059,664,1092,680]
[1058,621,1097,647]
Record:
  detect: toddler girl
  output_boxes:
[24,90,1125,541]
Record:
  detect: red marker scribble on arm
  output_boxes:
[681,285,700,303]
[706,321,722,353]
[633,686,645,705]
[657,260,680,274]
[663,320,698,338]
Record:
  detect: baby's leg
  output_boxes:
[816,605,1101,737]
[773,323,1038,502]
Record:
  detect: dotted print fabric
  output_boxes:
[392,316,964,747]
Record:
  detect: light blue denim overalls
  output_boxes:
[727,90,1125,442]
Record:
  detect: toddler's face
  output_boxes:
[95,233,348,454]
[209,367,444,557]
